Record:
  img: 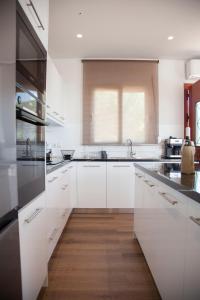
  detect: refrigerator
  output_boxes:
[0,0,22,299]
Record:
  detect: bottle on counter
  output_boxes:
[181,136,195,174]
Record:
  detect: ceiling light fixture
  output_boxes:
[168,36,174,40]
[76,33,83,38]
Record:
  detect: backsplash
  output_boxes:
[46,125,163,160]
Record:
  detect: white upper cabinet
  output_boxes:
[107,162,134,208]
[46,56,66,124]
[18,0,49,49]
[77,162,106,208]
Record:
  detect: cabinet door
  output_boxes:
[18,192,47,300]
[107,162,134,208]
[18,0,49,49]
[58,166,70,229]
[138,175,160,273]
[68,163,77,209]
[77,162,106,208]
[46,171,62,239]
[152,186,187,300]
[184,200,200,300]
[134,170,145,237]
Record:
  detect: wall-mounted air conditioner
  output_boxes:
[186,59,200,79]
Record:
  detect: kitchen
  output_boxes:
[0,0,200,300]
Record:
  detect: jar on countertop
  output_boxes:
[181,137,195,174]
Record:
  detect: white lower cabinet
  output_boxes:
[107,162,134,208]
[134,167,200,300]
[77,162,106,208]
[152,183,187,300]
[18,192,47,300]
[184,200,200,300]
[46,162,77,260]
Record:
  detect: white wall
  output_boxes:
[46,58,186,158]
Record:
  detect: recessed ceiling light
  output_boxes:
[168,36,174,40]
[76,33,83,39]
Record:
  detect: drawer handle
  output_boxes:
[27,0,45,30]
[113,165,130,168]
[135,173,143,178]
[49,228,58,241]
[62,184,68,190]
[83,165,101,168]
[190,216,200,226]
[48,176,58,183]
[24,208,43,224]
[62,169,68,174]
[159,192,178,205]
[68,166,73,169]
[144,180,155,188]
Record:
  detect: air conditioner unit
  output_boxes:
[186,59,200,79]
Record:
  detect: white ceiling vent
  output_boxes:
[186,59,200,79]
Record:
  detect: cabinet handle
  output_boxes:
[24,208,43,224]
[62,169,68,174]
[62,184,68,190]
[48,176,58,183]
[49,228,58,241]
[158,192,178,205]
[190,216,200,226]
[144,180,155,188]
[53,111,59,115]
[83,165,101,168]
[113,165,130,168]
[135,173,143,178]
[27,0,45,30]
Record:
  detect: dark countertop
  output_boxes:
[46,158,181,174]
[46,160,72,174]
[135,162,200,204]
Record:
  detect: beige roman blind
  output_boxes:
[82,60,158,145]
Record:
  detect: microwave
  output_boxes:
[16,2,47,120]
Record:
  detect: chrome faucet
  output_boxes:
[126,139,136,157]
[25,138,32,157]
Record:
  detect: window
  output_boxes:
[82,60,158,144]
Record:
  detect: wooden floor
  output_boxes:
[38,213,161,300]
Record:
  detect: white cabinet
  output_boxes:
[184,200,200,300]
[77,162,106,208]
[68,163,77,209]
[46,162,76,260]
[18,192,47,300]
[134,170,145,236]
[134,167,189,300]
[107,162,134,208]
[152,184,187,300]
[46,56,66,124]
[18,0,49,49]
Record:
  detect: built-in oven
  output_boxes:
[16,113,46,208]
[16,2,47,208]
[16,2,46,120]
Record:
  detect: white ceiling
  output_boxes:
[49,0,200,59]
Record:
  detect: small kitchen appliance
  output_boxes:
[164,137,183,158]
[61,150,75,160]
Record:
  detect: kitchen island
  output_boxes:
[134,162,200,300]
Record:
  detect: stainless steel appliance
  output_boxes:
[0,1,22,299]
[16,2,46,120]
[164,137,183,158]
[16,2,47,208]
